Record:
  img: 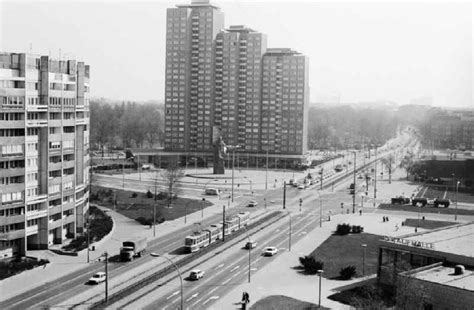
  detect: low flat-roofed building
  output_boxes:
[398,264,474,309]
[378,222,474,309]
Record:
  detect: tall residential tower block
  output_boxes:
[163,0,309,167]
[0,52,90,259]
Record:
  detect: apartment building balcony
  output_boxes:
[75,194,85,205]
[60,118,74,126]
[0,120,25,128]
[48,219,62,229]
[1,167,25,178]
[1,183,24,194]
[62,160,75,170]
[26,225,39,236]
[49,161,62,171]
[26,119,48,127]
[1,229,25,240]
[63,215,75,225]
[26,209,48,221]
[49,204,62,215]
[26,104,48,112]
[26,193,47,204]
[76,104,85,111]
[1,214,25,225]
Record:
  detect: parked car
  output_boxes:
[434,198,450,208]
[248,200,258,207]
[88,272,106,284]
[412,198,428,207]
[391,197,410,204]
[189,269,204,280]
[263,246,278,256]
[297,184,305,190]
[245,240,258,249]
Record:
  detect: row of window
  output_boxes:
[1,191,23,203]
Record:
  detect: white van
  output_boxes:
[205,188,219,195]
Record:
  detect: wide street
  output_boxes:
[1,129,441,309]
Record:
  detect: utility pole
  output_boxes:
[153,171,158,237]
[283,181,286,209]
[320,167,323,190]
[222,205,226,242]
[104,252,109,303]
[373,147,377,207]
[353,152,356,213]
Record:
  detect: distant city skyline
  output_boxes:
[1,0,472,107]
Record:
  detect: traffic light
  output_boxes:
[299,198,303,206]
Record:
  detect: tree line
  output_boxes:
[90,100,164,154]
[307,106,400,150]
[90,101,402,152]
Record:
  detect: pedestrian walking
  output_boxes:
[359,208,362,215]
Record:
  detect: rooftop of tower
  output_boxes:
[264,48,302,56]
[176,0,220,9]
[226,25,257,33]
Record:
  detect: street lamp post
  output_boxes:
[317,269,324,308]
[455,181,460,221]
[361,244,367,276]
[231,145,241,203]
[104,251,109,303]
[287,211,292,251]
[352,151,357,213]
[242,226,252,283]
[150,253,183,310]
[373,147,377,207]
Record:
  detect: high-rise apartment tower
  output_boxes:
[164,0,224,152]
[0,52,90,259]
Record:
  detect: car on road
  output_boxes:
[263,246,278,256]
[205,188,219,195]
[245,240,258,249]
[189,269,205,280]
[297,184,305,190]
[88,272,106,284]
[248,200,258,207]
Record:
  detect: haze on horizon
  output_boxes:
[1,0,472,108]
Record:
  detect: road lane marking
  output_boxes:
[166,291,180,300]
[186,292,199,302]
[222,278,231,285]
[216,263,225,269]
[231,265,240,272]
[203,296,219,305]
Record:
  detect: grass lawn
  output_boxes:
[403,218,457,229]
[328,283,394,308]
[309,233,382,279]
[417,185,474,203]
[379,203,474,216]
[90,186,213,224]
[250,295,329,310]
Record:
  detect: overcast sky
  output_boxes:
[1,0,472,107]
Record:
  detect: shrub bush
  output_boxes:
[136,217,153,226]
[340,265,357,280]
[299,255,324,274]
[336,223,352,235]
[131,192,138,198]
[146,190,153,198]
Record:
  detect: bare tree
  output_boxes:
[396,272,429,309]
[381,154,396,184]
[161,159,185,207]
